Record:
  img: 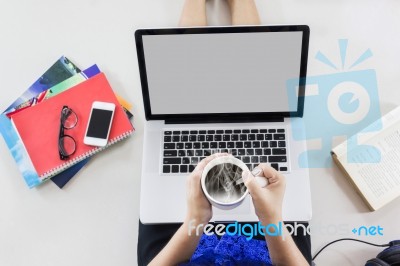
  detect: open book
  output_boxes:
[331,106,400,211]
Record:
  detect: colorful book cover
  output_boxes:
[0,114,39,187]
[11,73,134,181]
[4,56,80,113]
[5,64,100,118]
[0,66,101,188]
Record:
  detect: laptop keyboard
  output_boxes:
[162,128,289,174]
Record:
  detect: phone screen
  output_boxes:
[86,109,114,139]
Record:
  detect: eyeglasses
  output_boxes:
[58,106,78,160]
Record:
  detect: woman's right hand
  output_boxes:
[242,163,286,224]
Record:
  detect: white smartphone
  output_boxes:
[84,101,116,147]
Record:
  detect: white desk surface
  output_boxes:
[1,1,400,265]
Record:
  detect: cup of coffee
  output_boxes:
[201,156,250,209]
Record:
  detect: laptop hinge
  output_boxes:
[165,116,284,125]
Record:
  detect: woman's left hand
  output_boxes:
[185,153,228,224]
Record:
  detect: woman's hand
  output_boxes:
[243,163,286,224]
[243,166,309,266]
[185,153,228,224]
[150,153,229,266]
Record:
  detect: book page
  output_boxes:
[337,121,400,210]
[333,106,400,157]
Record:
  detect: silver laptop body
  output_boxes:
[135,25,312,223]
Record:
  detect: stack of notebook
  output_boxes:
[0,56,135,188]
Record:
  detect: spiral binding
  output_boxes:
[40,130,134,181]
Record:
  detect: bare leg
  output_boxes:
[227,0,261,25]
[179,0,207,27]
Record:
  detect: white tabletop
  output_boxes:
[1,1,400,265]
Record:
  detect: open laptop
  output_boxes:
[135,25,312,223]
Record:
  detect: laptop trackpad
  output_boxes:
[212,196,252,216]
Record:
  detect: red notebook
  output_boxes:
[11,73,134,180]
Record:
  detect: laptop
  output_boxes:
[135,25,312,223]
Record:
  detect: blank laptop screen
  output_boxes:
[142,32,303,115]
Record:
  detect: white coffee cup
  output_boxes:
[201,156,248,209]
[201,156,268,209]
